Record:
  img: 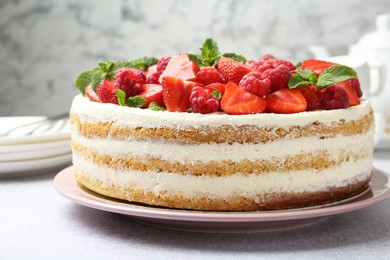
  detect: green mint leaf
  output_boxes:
[288,74,314,89]
[222,53,247,63]
[295,61,303,68]
[317,65,358,89]
[188,54,204,67]
[295,69,316,81]
[91,70,105,91]
[211,90,221,100]
[200,38,219,59]
[112,57,158,72]
[75,70,94,95]
[115,89,127,106]
[126,96,147,108]
[149,102,166,111]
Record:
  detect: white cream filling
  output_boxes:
[71,130,373,163]
[73,152,372,198]
[70,95,373,129]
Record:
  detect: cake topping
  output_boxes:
[75,38,362,115]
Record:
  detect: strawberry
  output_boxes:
[221,81,267,115]
[145,64,157,78]
[266,88,307,114]
[334,82,360,106]
[297,85,321,111]
[300,60,336,76]
[159,53,199,83]
[85,86,101,103]
[96,80,118,104]
[204,83,226,95]
[217,56,253,84]
[162,76,203,112]
[139,84,164,108]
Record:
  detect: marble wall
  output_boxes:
[0,0,389,116]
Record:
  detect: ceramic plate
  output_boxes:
[0,139,70,154]
[54,167,390,233]
[0,145,72,162]
[0,153,72,175]
[0,117,70,145]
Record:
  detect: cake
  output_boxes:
[70,39,374,211]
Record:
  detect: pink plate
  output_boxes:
[54,166,390,233]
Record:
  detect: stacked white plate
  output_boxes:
[0,116,72,177]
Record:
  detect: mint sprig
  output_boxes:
[288,65,358,90]
[115,90,147,108]
[149,102,166,111]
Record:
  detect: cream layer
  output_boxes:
[71,130,373,163]
[70,95,373,129]
[72,152,372,198]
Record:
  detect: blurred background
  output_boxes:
[1,0,389,116]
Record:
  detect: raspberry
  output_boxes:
[239,72,271,98]
[269,59,296,71]
[298,85,322,111]
[114,68,146,98]
[157,56,171,74]
[261,65,292,92]
[97,80,118,104]
[320,84,349,110]
[261,54,275,61]
[189,86,220,114]
[245,60,273,73]
[196,66,225,85]
[145,71,160,84]
[345,78,362,98]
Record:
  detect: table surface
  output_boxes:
[1,151,389,260]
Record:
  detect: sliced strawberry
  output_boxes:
[221,81,267,115]
[217,56,253,84]
[159,53,199,83]
[266,88,307,114]
[204,83,226,95]
[300,60,336,76]
[297,85,321,111]
[96,80,118,104]
[334,82,360,106]
[162,76,203,112]
[85,86,101,103]
[139,84,164,108]
[145,64,157,78]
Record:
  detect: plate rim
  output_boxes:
[54,166,390,223]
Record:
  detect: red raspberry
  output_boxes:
[320,84,349,110]
[157,56,171,74]
[114,68,146,98]
[261,54,275,61]
[344,78,362,98]
[245,60,273,73]
[298,85,322,111]
[189,86,220,114]
[261,65,292,92]
[196,66,225,85]
[145,71,160,84]
[239,72,271,98]
[269,59,296,71]
[97,80,118,104]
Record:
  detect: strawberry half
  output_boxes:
[145,64,158,78]
[139,84,164,108]
[159,53,199,83]
[297,85,321,111]
[221,81,267,115]
[300,60,336,76]
[217,56,253,84]
[334,82,360,106]
[204,82,226,95]
[96,80,118,104]
[162,76,203,112]
[85,86,101,103]
[266,88,307,114]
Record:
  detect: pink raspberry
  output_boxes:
[145,71,160,84]
[239,72,271,98]
[189,86,220,114]
[196,66,225,85]
[269,59,296,71]
[157,56,171,74]
[114,68,146,98]
[97,80,118,104]
[261,65,292,92]
[261,54,275,61]
[245,60,273,73]
[344,78,362,98]
[320,84,349,110]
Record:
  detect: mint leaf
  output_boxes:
[112,57,158,72]
[126,96,147,108]
[288,74,314,89]
[188,54,203,67]
[115,89,127,106]
[149,102,166,111]
[211,90,221,100]
[199,38,220,66]
[295,69,316,81]
[75,70,94,95]
[295,61,302,68]
[317,65,358,89]
[222,53,247,63]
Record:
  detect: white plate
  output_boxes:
[0,117,70,145]
[0,145,72,162]
[0,153,72,175]
[0,139,71,154]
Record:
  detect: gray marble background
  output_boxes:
[0,0,389,116]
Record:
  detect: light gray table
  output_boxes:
[1,151,389,260]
